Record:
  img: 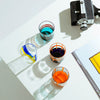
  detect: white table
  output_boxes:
[0,0,100,100]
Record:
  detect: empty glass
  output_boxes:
[20,43,37,63]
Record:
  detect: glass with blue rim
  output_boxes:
[20,43,37,64]
[39,20,55,41]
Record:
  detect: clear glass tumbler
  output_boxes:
[20,43,37,63]
[52,66,69,87]
[49,42,66,63]
[39,20,55,41]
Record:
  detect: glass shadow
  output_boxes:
[8,56,33,75]
[25,33,49,49]
[33,78,63,100]
[9,33,50,76]
[32,55,59,78]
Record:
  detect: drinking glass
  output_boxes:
[49,42,66,63]
[52,66,69,87]
[20,43,37,63]
[39,20,55,41]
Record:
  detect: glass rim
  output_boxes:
[52,66,69,84]
[49,42,66,58]
[38,20,55,31]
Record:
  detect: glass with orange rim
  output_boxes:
[49,42,66,63]
[52,66,69,87]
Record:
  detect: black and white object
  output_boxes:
[70,0,100,30]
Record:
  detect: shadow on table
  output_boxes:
[33,78,63,100]
[25,33,49,49]
[0,0,55,40]
[18,33,50,50]
[8,56,32,75]
[32,55,59,78]
[59,9,100,40]
[59,9,82,40]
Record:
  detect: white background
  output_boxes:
[0,0,100,100]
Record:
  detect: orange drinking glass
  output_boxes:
[52,66,69,87]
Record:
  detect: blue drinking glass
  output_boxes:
[39,21,55,41]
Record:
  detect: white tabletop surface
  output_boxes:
[0,0,100,100]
